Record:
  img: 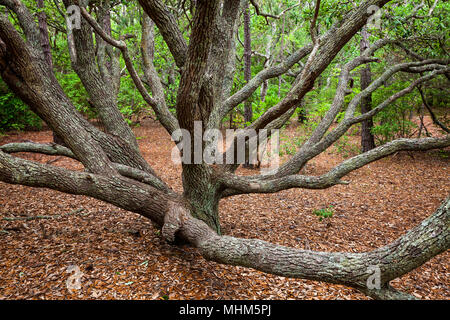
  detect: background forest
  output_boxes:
[1,0,448,149]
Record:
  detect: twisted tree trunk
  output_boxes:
[0,0,448,300]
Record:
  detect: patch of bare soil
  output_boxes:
[0,119,448,300]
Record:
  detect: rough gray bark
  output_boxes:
[359,27,376,152]
[206,0,242,129]
[243,1,252,125]
[248,0,392,131]
[140,12,179,134]
[138,0,187,68]
[0,147,448,300]
[62,0,137,150]
[0,0,449,300]
[243,1,255,169]
[36,0,53,70]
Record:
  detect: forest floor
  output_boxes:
[0,117,448,300]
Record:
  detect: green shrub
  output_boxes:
[371,103,417,145]
[0,89,42,132]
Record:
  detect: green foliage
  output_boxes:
[333,134,360,158]
[371,109,417,145]
[0,81,42,132]
[56,72,92,116]
[117,76,147,125]
[371,82,418,144]
[0,0,448,148]
[436,150,449,159]
[279,126,310,157]
[313,206,334,222]
[250,86,282,123]
[279,134,298,157]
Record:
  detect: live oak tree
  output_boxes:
[0,0,449,300]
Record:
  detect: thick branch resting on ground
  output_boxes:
[0,150,171,226]
[1,0,448,301]
[1,149,447,300]
[0,142,171,192]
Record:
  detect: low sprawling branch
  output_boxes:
[0,142,171,193]
[219,48,447,187]
[167,191,450,300]
[1,0,448,301]
[219,135,450,196]
[2,148,447,300]
[0,3,168,187]
[0,150,171,225]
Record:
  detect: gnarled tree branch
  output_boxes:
[219,135,450,196]
[138,0,188,68]
[0,142,171,192]
[78,4,179,135]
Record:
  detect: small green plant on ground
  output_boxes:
[279,125,314,157]
[436,150,449,159]
[313,205,334,222]
[279,133,298,157]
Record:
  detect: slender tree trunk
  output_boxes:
[102,8,112,71]
[243,2,255,169]
[243,2,252,124]
[36,0,61,144]
[418,86,450,133]
[260,80,268,101]
[36,0,53,70]
[260,21,276,102]
[277,14,286,98]
[360,27,376,152]
[297,99,307,124]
